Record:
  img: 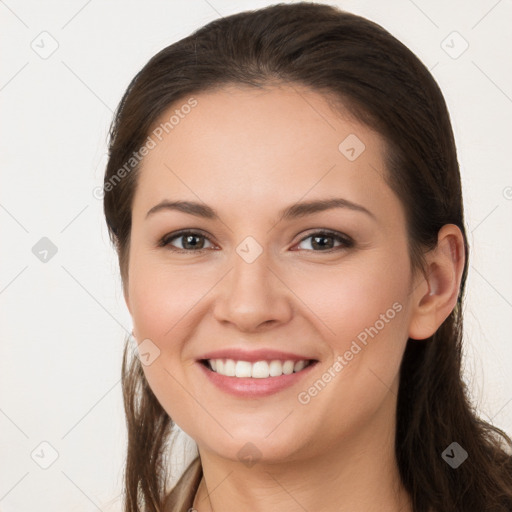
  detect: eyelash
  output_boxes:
[158,229,354,254]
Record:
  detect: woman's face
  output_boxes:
[125,84,422,463]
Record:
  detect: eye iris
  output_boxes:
[311,234,334,250]
[183,234,204,250]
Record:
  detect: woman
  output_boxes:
[102,2,512,511]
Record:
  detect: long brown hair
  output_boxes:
[103,3,512,510]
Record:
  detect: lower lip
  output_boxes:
[197,361,317,398]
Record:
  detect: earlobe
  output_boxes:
[408,224,465,340]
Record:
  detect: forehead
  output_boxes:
[133,84,400,222]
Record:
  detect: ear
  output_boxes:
[408,224,465,340]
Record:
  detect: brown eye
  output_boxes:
[295,231,354,252]
[160,231,214,252]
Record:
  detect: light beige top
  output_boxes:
[163,456,202,512]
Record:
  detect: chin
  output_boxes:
[186,417,317,466]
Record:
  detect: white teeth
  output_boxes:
[269,360,283,377]
[206,358,311,378]
[252,361,269,378]
[224,359,236,377]
[294,360,306,372]
[235,360,252,378]
[282,360,294,375]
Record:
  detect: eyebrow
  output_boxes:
[146,197,376,221]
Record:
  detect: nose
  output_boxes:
[212,246,293,332]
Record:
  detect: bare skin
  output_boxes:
[124,84,465,512]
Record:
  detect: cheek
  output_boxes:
[128,250,202,339]
[288,254,411,441]
[126,256,204,426]
[297,253,410,349]
[292,250,412,422]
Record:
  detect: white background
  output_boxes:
[1,0,511,510]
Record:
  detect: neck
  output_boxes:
[192,388,412,512]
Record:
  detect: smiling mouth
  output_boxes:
[199,358,317,378]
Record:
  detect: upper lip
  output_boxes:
[198,348,317,363]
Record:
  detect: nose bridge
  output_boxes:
[229,237,274,303]
[212,235,292,330]
[232,238,271,291]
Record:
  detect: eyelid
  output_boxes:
[159,229,216,251]
[294,229,354,251]
[159,228,354,253]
